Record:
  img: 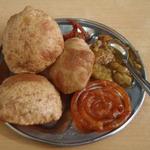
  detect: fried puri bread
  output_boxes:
[2,6,64,73]
[0,74,62,125]
[49,38,95,94]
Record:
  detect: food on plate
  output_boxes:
[2,6,64,73]
[92,63,112,81]
[91,36,114,65]
[0,13,141,137]
[63,19,89,41]
[49,37,95,94]
[71,80,132,133]
[110,62,132,86]
[0,74,62,125]
[91,34,133,87]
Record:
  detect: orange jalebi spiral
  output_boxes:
[71,80,132,133]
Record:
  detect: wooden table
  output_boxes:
[0,0,150,149]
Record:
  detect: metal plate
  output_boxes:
[5,18,146,146]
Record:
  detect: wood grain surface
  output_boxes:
[0,0,150,149]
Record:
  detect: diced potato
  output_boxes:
[113,72,132,87]
[92,63,112,81]
[110,62,130,74]
[90,34,134,88]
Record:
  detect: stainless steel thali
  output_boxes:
[5,18,146,146]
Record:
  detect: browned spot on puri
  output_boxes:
[41,20,54,31]
[8,33,13,39]
[24,41,30,50]
[7,54,13,61]
[16,61,35,72]
[63,49,91,70]
[30,33,35,38]
[40,50,56,61]
[21,27,26,32]
[0,116,5,122]
[42,20,50,30]
[3,74,46,86]
[23,16,31,26]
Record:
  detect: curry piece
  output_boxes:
[91,34,133,88]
